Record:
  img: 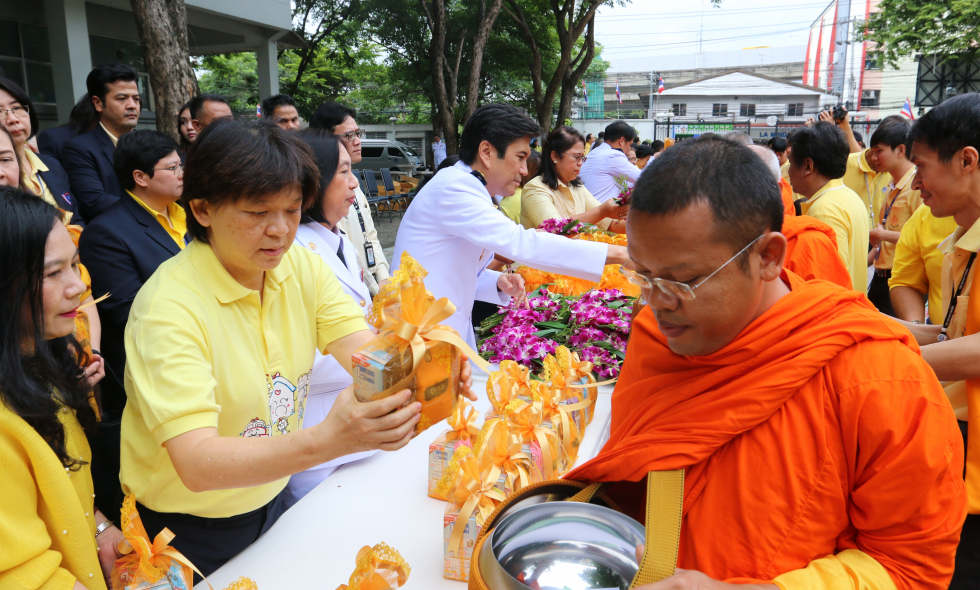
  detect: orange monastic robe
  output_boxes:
[567,273,965,589]
[779,177,796,217]
[782,215,853,289]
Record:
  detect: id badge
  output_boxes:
[364,243,376,268]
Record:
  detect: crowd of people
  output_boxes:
[3,56,980,590]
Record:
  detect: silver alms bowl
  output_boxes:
[478,501,645,590]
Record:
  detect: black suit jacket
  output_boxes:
[37,125,75,162]
[36,153,83,226]
[78,193,184,417]
[62,125,122,223]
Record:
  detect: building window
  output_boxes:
[89,35,155,111]
[861,90,880,108]
[712,103,728,117]
[865,57,878,70]
[787,103,805,116]
[671,103,686,116]
[0,20,56,104]
[739,103,756,117]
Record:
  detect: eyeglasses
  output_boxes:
[563,153,586,164]
[153,163,184,177]
[619,235,765,301]
[0,105,29,119]
[628,157,638,164]
[339,129,365,142]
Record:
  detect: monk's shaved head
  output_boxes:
[748,144,781,182]
[720,131,754,146]
[631,135,783,265]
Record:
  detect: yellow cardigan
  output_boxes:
[0,402,105,589]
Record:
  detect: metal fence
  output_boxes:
[652,121,751,141]
[773,120,882,144]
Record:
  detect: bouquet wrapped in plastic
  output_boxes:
[353,252,490,434]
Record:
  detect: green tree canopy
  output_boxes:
[865,0,980,66]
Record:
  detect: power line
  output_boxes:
[600,27,811,54]
[596,2,831,21]
[601,19,819,36]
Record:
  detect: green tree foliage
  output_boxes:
[865,0,980,66]
[196,53,259,114]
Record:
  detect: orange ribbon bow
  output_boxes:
[508,400,561,480]
[336,542,411,590]
[447,454,506,557]
[478,418,534,492]
[446,396,480,444]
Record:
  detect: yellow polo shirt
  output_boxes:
[888,206,958,324]
[800,178,871,293]
[842,150,892,223]
[874,167,922,270]
[21,149,57,207]
[780,160,789,180]
[128,191,187,248]
[120,240,367,518]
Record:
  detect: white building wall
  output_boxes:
[878,57,919,118]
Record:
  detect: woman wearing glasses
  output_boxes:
[77,130,185,515]
[0,77,82,223]
[521,125,630,233]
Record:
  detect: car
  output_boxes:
[354,139,424,174]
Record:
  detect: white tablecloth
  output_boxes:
[198,373,613,589]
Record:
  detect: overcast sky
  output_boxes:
[594,0,834,72]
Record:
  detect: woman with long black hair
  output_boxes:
[0,188,123,589]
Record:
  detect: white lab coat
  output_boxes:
[579,142,644,203]
[392,160,608,350]
[284,222,377,507]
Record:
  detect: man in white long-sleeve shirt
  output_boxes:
[394,104,628,348]
[580,120,644,203]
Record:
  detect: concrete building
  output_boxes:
[592,61,805,117]
[1,0,302,129]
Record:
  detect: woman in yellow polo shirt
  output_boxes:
[521,125,628,231]
[0,189,125,590]
[119,119,475,577]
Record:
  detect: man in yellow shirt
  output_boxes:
[788,121,870,292]
[866,120,919,315]
[79,130,187,515]
[894,93,980,588]
[889,205,958,323]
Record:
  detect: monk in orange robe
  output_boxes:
[779,177,796,216]
[781,215,852,288]
[569,135,965,589]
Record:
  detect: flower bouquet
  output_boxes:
[614,175,632,206]
[477,287,634,379]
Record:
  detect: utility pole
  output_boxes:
[648,71,654,119]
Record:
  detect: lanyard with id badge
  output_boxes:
[351,199,376,268]
[939,251,978,341]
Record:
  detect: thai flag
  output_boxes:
[256,104,262,117]
[582,80,588,106]
[900,98,915,121]
[616,81,622,104]
[658,77,665,94]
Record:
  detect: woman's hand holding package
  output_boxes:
[318,387,422,454]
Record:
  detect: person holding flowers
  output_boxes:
[568,134,965,589]
[521,125,629,233]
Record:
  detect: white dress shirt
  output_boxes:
[579,142,644,203]
[392,160,608,350]
[337,185,390,296]
[432,140,448,167]
[284,221,377,507]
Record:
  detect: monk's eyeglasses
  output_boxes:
[619,235,765,301]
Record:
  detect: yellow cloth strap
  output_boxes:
[567,470,685,588]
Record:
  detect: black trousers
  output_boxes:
[87,417,125,521]
[136,492,286,581]
[952,420,980,589]
[867,269,895,317]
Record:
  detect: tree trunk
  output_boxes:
[504,0,544,127]
[130,0,198,140]
[420,0,459,153]
[557,14,595,125]
[462,0,505,124]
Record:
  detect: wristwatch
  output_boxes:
[95,520,114,538]
[910,320,923,325]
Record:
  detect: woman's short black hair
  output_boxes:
[908,93,980,163]
[309,102,357,132]
[0,188,98,469]
[297,129,344,224]
[635,144,655,159]
[113,130,180,192]
[458,103,542,165]
[182,119,320,244]
[786,122,848,179]
[0,76,38,140]
[539,125,586,189]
